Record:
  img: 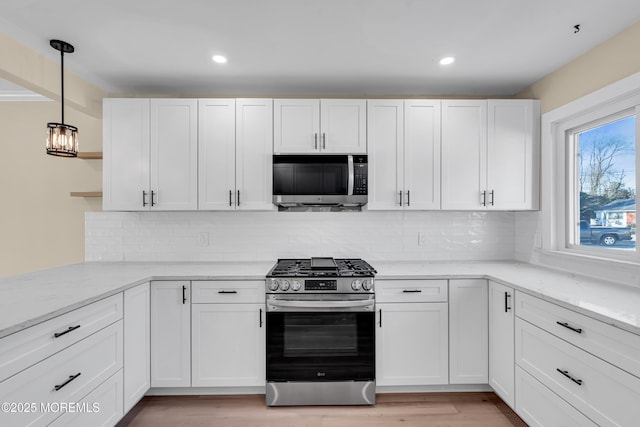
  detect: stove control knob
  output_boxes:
[267,279,279,291]
[291,280,302,291]
[362,279,373,291]
[351,279,362,291]
[280,280,290,291]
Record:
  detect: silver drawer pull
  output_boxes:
[556,321,583,334]
[556,368,583,386]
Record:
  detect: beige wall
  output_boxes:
[0,101,102,277]
[517,20,640,113]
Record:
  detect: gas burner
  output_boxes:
[267,258,376,279]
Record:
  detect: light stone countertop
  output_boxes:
[1,260,639,339]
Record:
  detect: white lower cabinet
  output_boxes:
[123,282,150,412]
[150,281,191,388]
[488,281,515,408]
[191,281,265,387]
[376,280,448,386]
[191,303,265,387]
[516,316,640,426]
[515,366,597,427]
[449,279,488,384]
[49,369,124,427]
[0,321,123,426]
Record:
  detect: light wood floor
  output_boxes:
[117,392,528,427]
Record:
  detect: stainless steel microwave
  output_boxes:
[272,155,368,208]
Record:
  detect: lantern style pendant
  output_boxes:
[46,39,78,157]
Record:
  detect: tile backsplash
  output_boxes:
[85,210,516,262]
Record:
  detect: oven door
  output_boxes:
[266,295,375,382]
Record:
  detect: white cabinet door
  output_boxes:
[235,98,274,210]
[404,100,441,210]
[123,282,150,413]
[274,99,366,154]
[150,99,198,210]
[376,302,449,386]
[367,100,404,210]
[441,100,488,210]
[489,280,515,408]
[320,99,367,153]
[103,98,150,211]
[198,99,236,210]
[150,281,190,388]
[449,279,488,384]
[273,99,320,153]
[192,303,265,387]
[487,99,540,210]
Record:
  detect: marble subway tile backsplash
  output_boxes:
[85,211,516,262]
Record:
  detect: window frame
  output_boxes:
[548,89,640,264]
[564,109,637,257]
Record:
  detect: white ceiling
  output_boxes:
[1,0,640,96]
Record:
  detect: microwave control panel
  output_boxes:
[353,159,368,195]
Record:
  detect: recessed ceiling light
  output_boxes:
[212,55,227,64]
[439,56,455,66]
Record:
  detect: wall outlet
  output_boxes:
[418,232,427,246]
[534,232,542,249]
[198,232,209,247]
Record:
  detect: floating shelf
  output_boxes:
[76,152,103,159]
[70,191,103,198]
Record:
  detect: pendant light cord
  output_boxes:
[60,47,65,124]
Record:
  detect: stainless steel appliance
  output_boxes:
[265,257,376,406]
[272,155,368,209]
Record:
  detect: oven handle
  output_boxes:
[267,299,374,311]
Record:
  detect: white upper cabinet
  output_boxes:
[487,99,540,210]
[235,98,274,210]
[274,99,366,154]
[150,99,198,210]
[367,100,441,210]
[198,99,237,210]
[441,100,488,210]
[198,98,274,211]
[441,99,539,210]
[103,98,150,211]
[103,98,198,211]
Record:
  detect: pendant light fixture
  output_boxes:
[46,39,78,157]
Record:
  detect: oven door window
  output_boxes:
[266,312,375,382]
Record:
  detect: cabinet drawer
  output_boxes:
[48,370,124,427]
[516,291,640,379]
[516,317,640,426]
[191,280,263,304]
[0,321,123,427]
[0,294,123,382]
[515,366,597,427]
[375,280,447,303]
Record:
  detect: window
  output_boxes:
[567,111,638,254]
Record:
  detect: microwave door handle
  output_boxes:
[347,155,354,195]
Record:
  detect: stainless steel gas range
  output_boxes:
[265,257,377,406]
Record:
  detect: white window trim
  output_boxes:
[542,72,640,267]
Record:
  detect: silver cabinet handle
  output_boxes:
[481,190,487,207]
[229,190,232,207]
[489,190,494,206]
[151,191,156,207]
[399,191,403,207]
[237,190,240,207]
[406,190,410,207]
[314,133,318,149]
[322,133,326,149]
